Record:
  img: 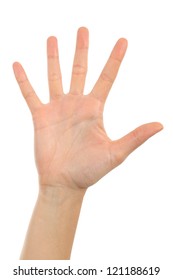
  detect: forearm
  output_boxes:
[20,185,86,260]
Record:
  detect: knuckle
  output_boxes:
[48,54,59,59]
[49,72,62,82]
[17,77,28,85]
[109,143,124,168]
[114,151,124,166]
[100,71,114,84]
[24,91,34,101]
[72,64,87,76]
[131,129,142,146]
[110,55,122,66]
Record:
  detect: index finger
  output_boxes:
[91,38,128,103]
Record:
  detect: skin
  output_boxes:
[13,27,163,260]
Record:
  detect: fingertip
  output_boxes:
[47,36,58,58]
[13,61,20,69]
[118,37,128,44]
[47,36,58,46]
[111,37,128,61]
[12,62,23,76]
[78,26,89,34]
[47,35,57,41]
[152,122,164,132]
[77,27,89,49]
[117,37,128,53]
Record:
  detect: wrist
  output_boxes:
[39,183,87,204]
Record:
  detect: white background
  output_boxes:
[0,0,172,279]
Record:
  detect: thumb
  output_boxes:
[110,122,163,166]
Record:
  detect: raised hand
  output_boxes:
[13,27,163,191]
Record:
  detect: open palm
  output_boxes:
[13,27,162,190]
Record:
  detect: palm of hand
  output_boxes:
[33,95,113,189]
[13,27,162,190]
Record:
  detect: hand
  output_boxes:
[13,27,163,191]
